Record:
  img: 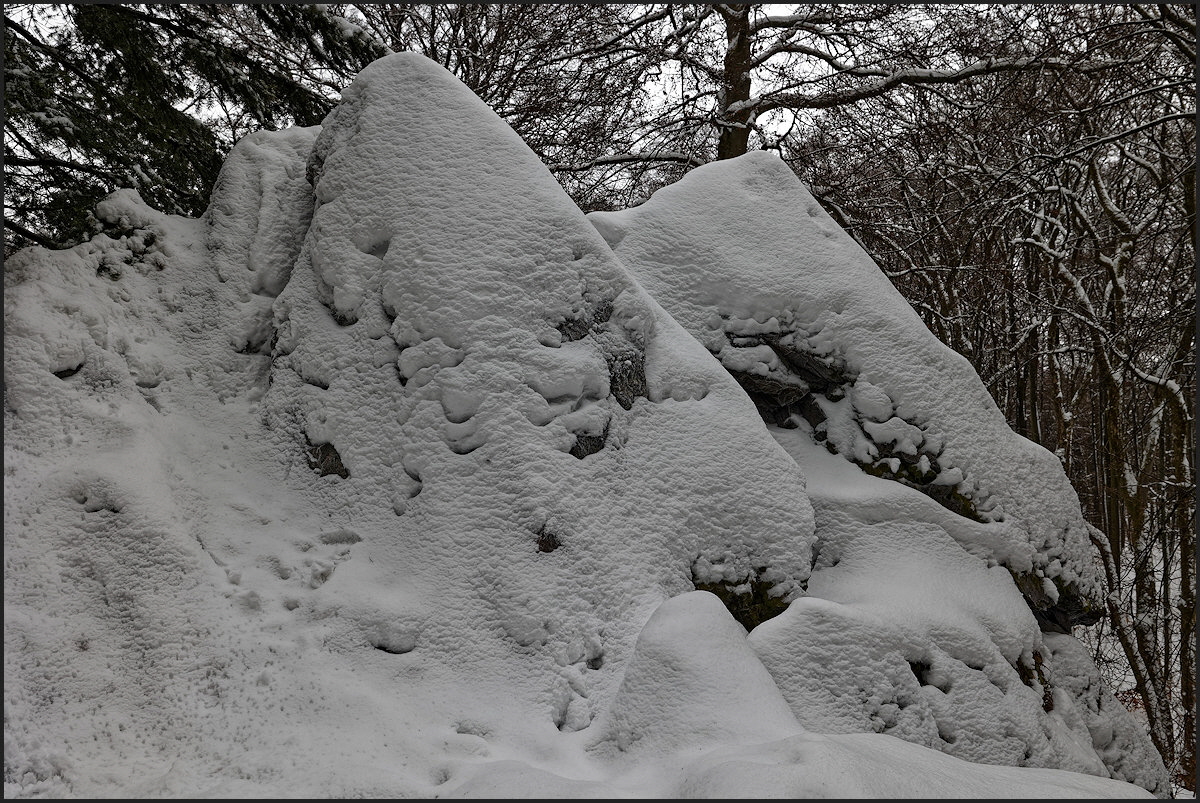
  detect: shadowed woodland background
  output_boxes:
[3,3,1194,792]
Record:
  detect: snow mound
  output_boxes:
[3,51,1164,799]
[585,590,800,757]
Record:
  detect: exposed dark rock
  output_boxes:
[794,394,827,429]
[556,295,615,342]
[569,428,608,459]
[606,346,647,411]
[908,659,934,686]
[726,368,811,408]
[53,364,83,379]
[760,333,853,391]
[556,315,590,342]
[1013,572,1104,634]
[305,437,349,478]
[536,524,561,553]
[692,567,790,631]
[1014,649,1055,713]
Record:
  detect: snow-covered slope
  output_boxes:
[3,52,1167,798]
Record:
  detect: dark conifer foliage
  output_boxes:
[3,3,384,251]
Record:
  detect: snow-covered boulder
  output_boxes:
[2,51,1166,798]
[588,153,1101,629]
[257,49,818,743]
[588,151,1166,794]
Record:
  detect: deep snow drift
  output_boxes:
[3,52,1169,798]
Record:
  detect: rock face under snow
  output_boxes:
[588,155,1102,631]
[2,52,1168,798]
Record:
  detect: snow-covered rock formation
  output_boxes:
[588,154,1166,789]
[3,52,1169,798]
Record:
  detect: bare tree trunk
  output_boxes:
[1169,377,1196,791]
[1176,135,1196,796]
[1097,378,1126,566]
[715,5,753,160]
[1180,478,1196,789]
[1090,525,1176,773]
[1025,254,1043,444]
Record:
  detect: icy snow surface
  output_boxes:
[3,52,1165,798]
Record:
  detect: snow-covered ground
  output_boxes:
[3,52,1168,798]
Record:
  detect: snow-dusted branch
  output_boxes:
[547,151,707,173]
[743,56,1087,114]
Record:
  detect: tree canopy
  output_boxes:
[4,3,382,248]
